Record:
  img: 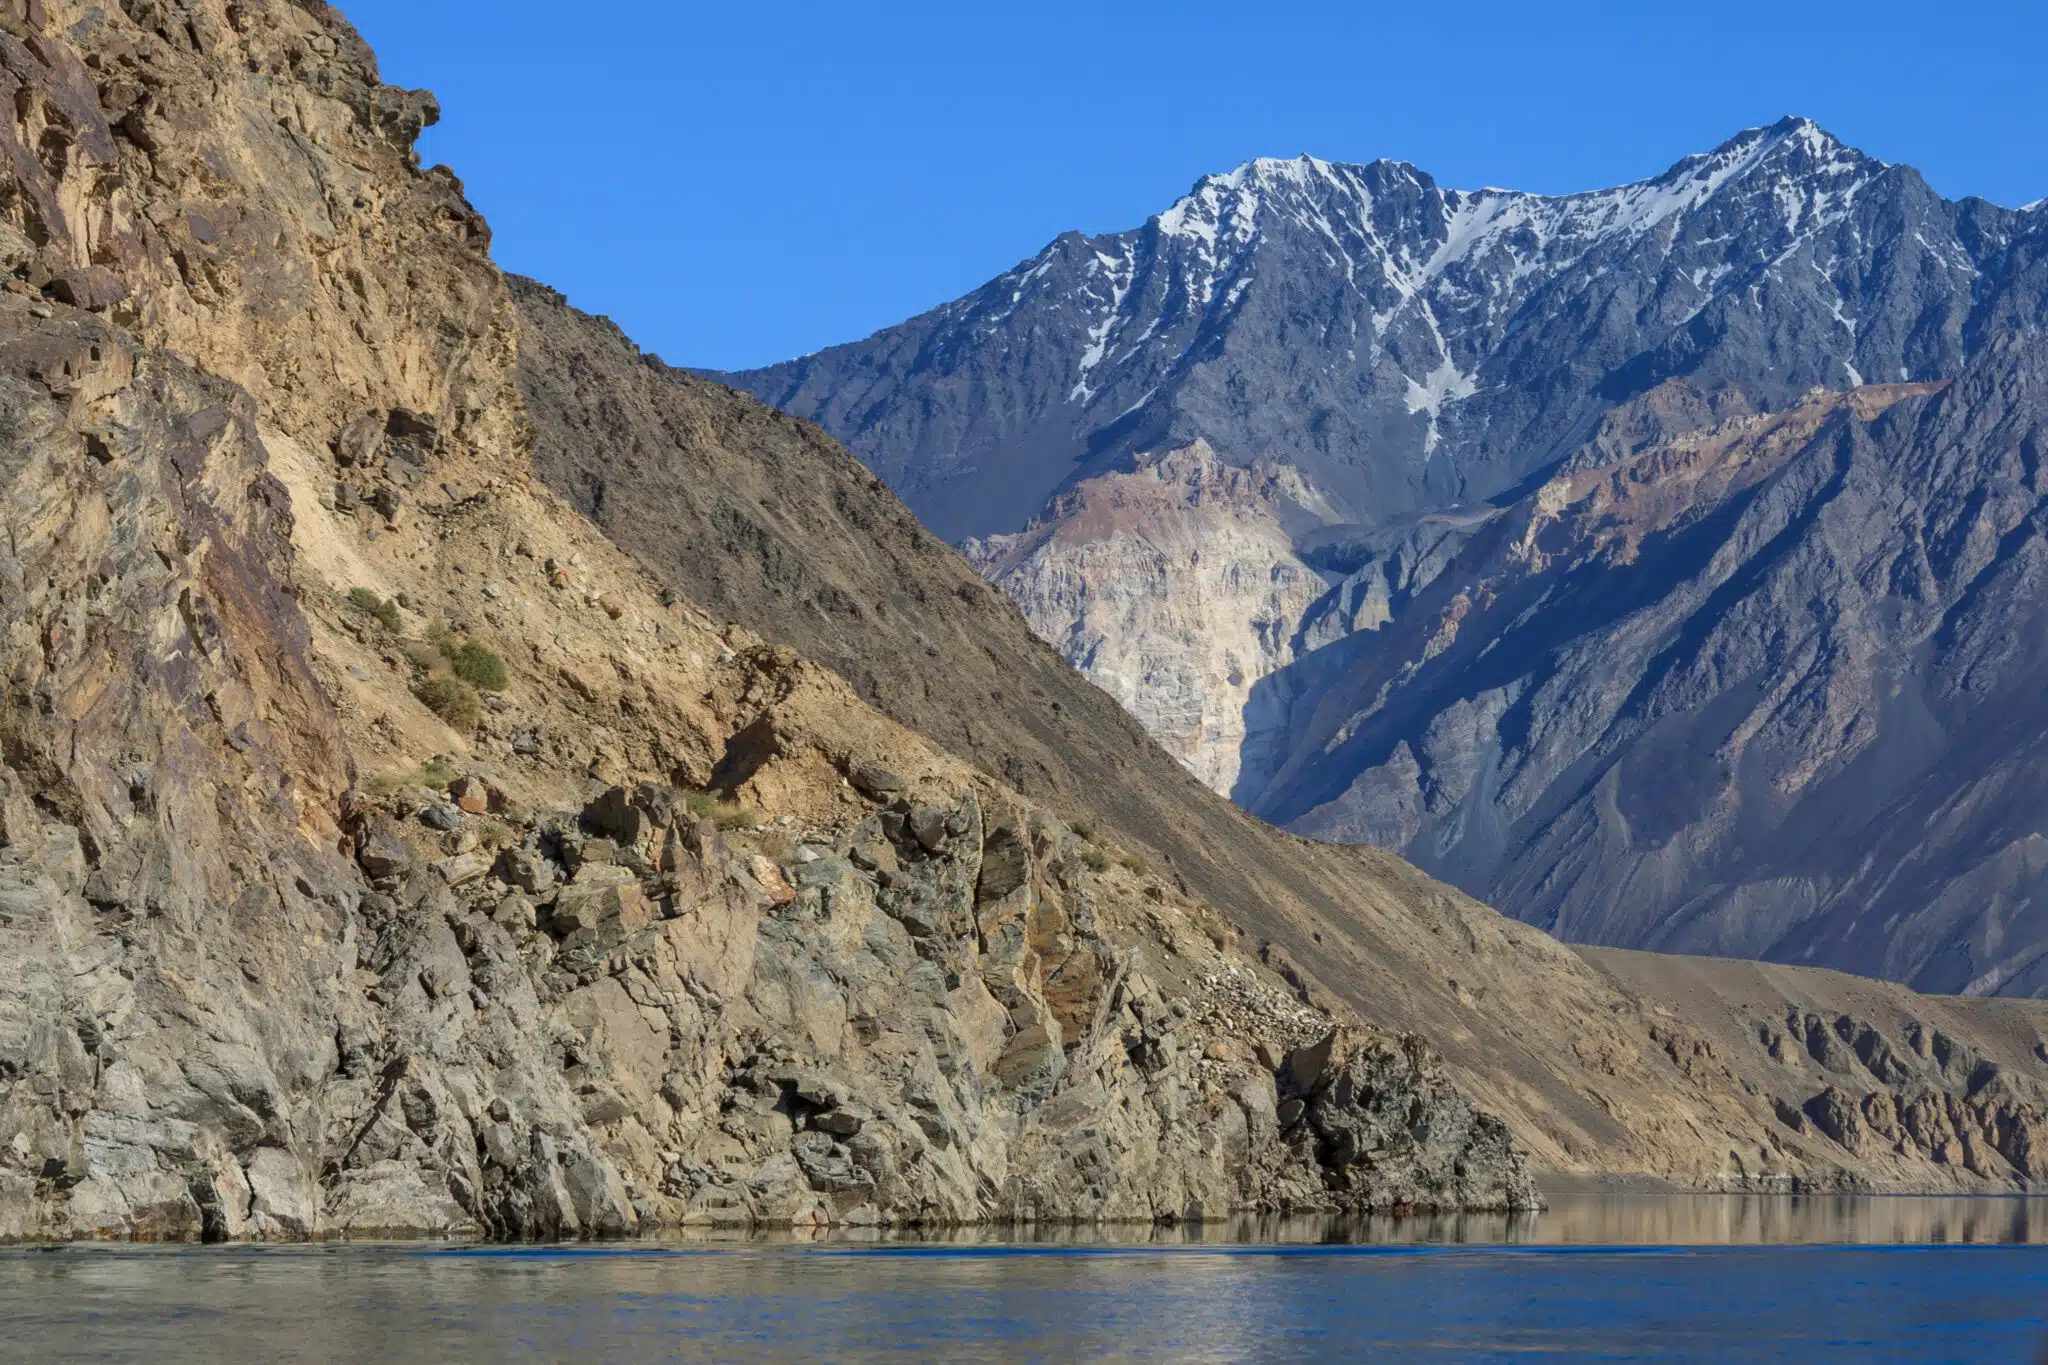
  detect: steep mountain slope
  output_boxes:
[514,278,2048,1199]
[0,0,1548,1238]
[722,119,2029,544]
[719,122,2048,997]
[3,0,2048,1246]
[1249,333,2048,997]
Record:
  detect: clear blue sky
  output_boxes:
[339,0,2045,371]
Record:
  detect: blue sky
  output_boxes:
[341,0,2046,371]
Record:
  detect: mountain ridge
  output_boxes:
[719,118,2025,543]
[716,118,2048,997]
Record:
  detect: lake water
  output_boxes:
[3,1196,2045,1362]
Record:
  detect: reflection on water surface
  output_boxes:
[3,1196,2045,1363]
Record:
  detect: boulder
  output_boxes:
[449,775,502,815]
[848,762,904,799]
[418,803,461,832]
[433,851,494,887]
[334,413,385,467]
[355,817,416,878]
[45,267,128,312]
[495,847,558,894]
[548,881,654,937]
[386,407,440,444]
[907,806,950,853]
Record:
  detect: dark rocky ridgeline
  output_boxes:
[717,120,2031,544]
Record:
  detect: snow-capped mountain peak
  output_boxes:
[727,120,2006,545]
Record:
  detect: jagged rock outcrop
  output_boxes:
[334,760,1546,1235]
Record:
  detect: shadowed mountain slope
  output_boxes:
[513,278,2048,1190]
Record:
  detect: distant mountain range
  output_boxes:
[717,119,2048,996]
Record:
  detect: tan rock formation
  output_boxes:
[965,442,1331,795]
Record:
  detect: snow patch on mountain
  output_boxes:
[1051,118,1888,425]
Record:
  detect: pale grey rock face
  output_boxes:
[721,121,2048,996]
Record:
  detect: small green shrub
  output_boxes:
[346,587,402,632]
[1119,853,1149,877]
[1077,845,1111,873]
[1070,819,1097,843]
[361,759,458,798]
[680,787,757,830]
[421,619,507,691]
[416,677,481,730]
[448,641,508,691]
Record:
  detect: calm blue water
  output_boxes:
[3,1197,2045,1362]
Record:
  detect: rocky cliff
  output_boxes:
[1,0,2047,1247]
[513,275,2048,1205]
[0,0,1545,1237]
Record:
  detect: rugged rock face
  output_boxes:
[1248,349,2048,997]
[0,0,1537,1238]
[962,442,1329,793]
[513,256,2048,1203]
[0,319,1533,1236]
[3,0,2048,1246]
